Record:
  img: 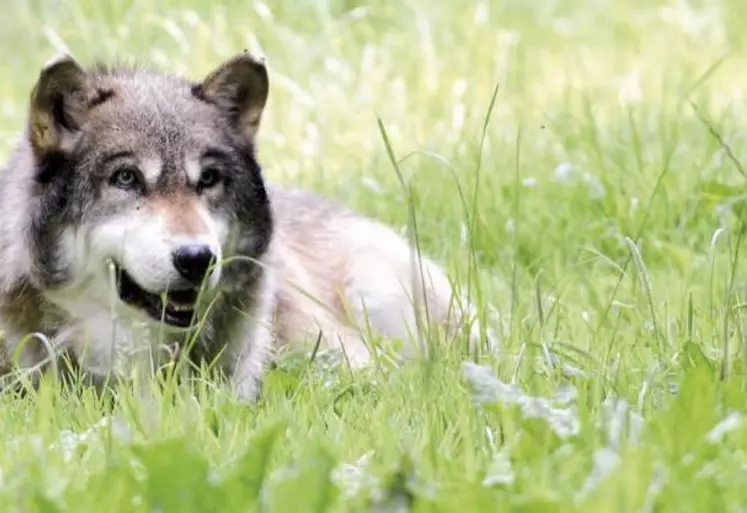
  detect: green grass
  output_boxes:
[2,0,747,511]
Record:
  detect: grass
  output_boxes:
[2,0,747,510]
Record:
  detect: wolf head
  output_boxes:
[23,52,274,329]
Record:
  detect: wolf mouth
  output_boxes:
[114,265,199,328]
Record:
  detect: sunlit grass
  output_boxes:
[2,0,747,511]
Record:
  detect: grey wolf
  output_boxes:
[0,51,486,401]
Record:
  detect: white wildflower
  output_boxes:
[463,362,580,439]
[705,411,742,444]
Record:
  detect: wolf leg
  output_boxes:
[341,238,460,358]
[221,271,278,403]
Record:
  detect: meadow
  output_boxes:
[1,0,747,511]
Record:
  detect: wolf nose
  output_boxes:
[172,244,216,285]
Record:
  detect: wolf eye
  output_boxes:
[110,167,140,190]
[198,167,222,190]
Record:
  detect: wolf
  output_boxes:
[0,51,486,402]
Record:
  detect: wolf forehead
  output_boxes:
[29,51,269,165]
[72,67,234,156]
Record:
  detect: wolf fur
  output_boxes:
[0,52,483,402]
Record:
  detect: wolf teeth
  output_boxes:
[167,303,194,312]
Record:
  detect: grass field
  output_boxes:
[2,0,747,511]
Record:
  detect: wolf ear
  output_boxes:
[194,52,269,141]
[28,54,92,156]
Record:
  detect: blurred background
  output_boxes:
[3,4,747,509]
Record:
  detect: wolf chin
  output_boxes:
[0,51,485,402]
